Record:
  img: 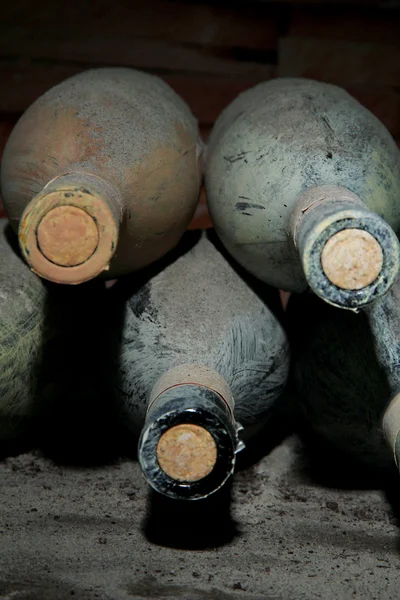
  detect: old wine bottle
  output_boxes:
[0,220,56,440]
[205,78,400,310]
[1,68,203,285]
[109,232,290,499]
[288,285,400,472]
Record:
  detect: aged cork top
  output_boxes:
[321,229,383,290]
[37,205,99,267]
[156,424,217,482]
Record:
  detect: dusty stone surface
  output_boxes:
[0,431,399,600]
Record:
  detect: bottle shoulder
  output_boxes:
[116,235,288,400]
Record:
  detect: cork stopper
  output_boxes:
[19,179,120,285]
[321,229,383,290]
[156,424,217,482]
[37,205,99,267]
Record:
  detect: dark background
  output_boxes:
[1,0,399,227]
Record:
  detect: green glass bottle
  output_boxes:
[206,78,400,310]
[0,220,54,440]
[109,231,290,499]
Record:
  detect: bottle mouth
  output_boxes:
[302,211,399,309]
[139,406,237,501]
[19,185,119,285]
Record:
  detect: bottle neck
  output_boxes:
[148,364,235,419]
[18,171,123,285]
[290,185,399,310]
[139,365,243,500]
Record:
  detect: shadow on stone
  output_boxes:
[235,395,295,473]
[292,421,396,491]
[37,279,125,468]
[143,480,239,550]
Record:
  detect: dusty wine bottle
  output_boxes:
[288,285,400,472]
[205,78,400,310]
[109,231,290,499]
[1,68,203,285]
[0,219,56,440]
